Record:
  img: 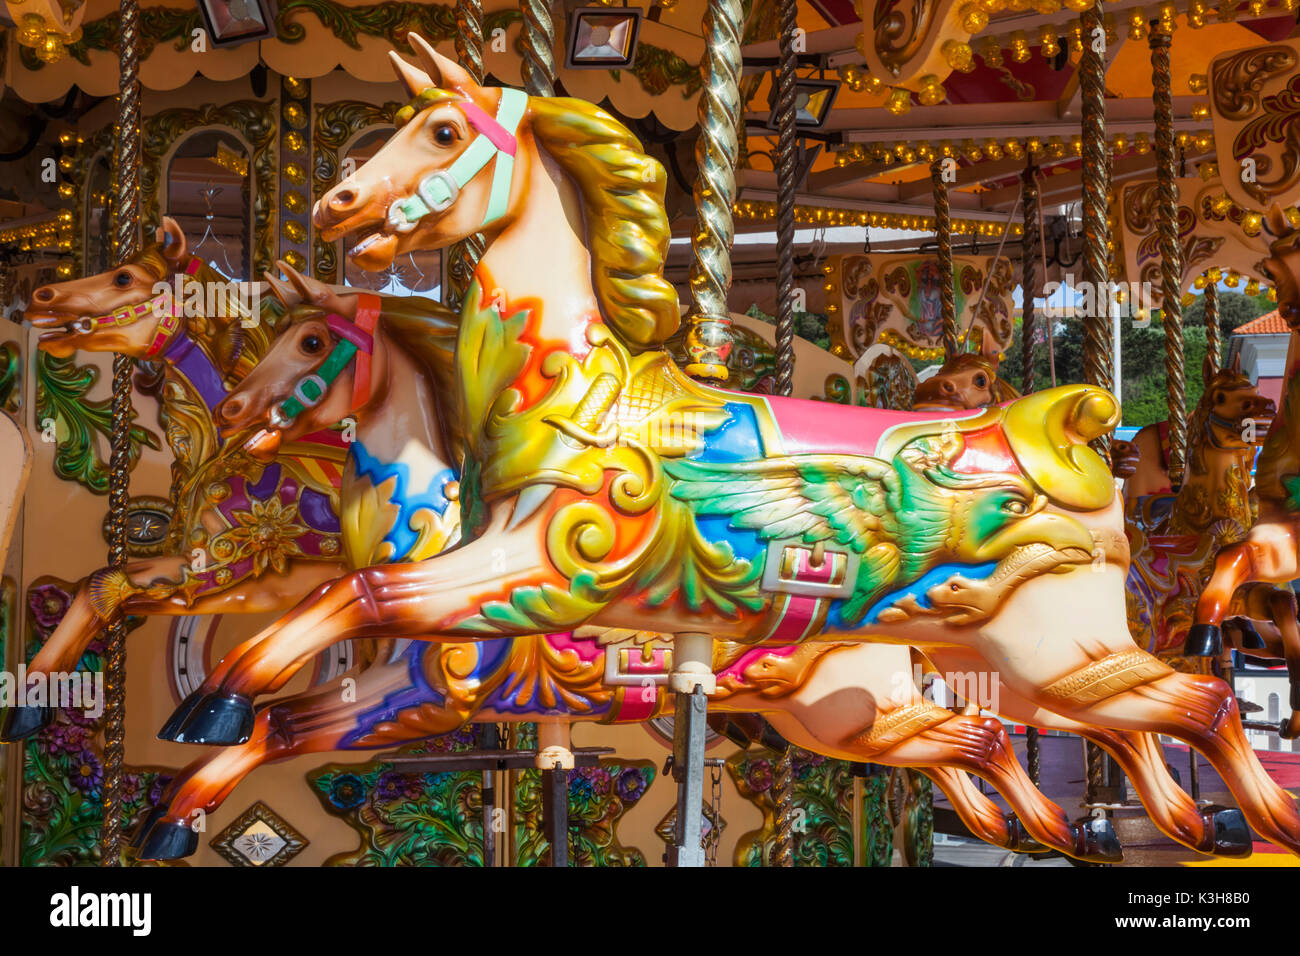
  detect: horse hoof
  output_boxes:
[174,692,255,745]
[1072,815,1123,865]
[136,820,199,861]
[1183,624,1222,658]
[157,690,204,741]
[0,704,53,742]
[1198,806,1252,858]
[1279,713,1300,741]
[1235,619,1267,650]
[1004,814,1050,854]
[130,805,166,850]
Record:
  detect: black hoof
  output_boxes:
[1073,814,1123,864]
[1235,619,1267,650]
[174,692,255,745]
[130,805,166,850]
[1198,805,1252,858]
[157,690,205,742]
[136,820,199,861]
[0,704,53,742]
[1183,623,1222,658]
[1004,814,1050,854]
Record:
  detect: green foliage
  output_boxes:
[744,305,831,351]
[999,290,1275,428]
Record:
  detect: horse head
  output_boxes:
[1264,205,1300,331]
[912,339,1019,411]
[26,217,216,359]
[313,34,535,272]
[1190,352,1276,464]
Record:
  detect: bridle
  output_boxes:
[385,87,528,234]
[270,293,382,429]
[76,256,202,358]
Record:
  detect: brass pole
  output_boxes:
[684,0,743,383]
[101,0,143,866]
[1151,21,1186,489]
[1079,0,1111,807]
[1205,279,1220,372]
[1020,164,1041,396]
[520,0,556,97]
[448,0,486,306]
[770,0,797,869]
[932,159,958,359]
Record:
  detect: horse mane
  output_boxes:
[283,297,464,467]
[526,96,679,351]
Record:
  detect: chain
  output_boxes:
[706,760,722,866]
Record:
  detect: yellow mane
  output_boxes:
[526,96,680,351]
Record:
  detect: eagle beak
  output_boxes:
[973,511,1097,563]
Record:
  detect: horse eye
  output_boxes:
[114,271,132,287]
[302,335,324,354]
[974,374,987,387]
[433,124,457,146]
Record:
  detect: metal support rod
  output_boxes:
[772,0,798,401]
[520,0,556,97]
[1021,164,1041,396]
[481,722,499,866]
[100,0,142,867]
[1079,0,1113,452]
[448,0,487,306]
[932,158,958,359]
[1205,277,1221,373]
[1026,727,1041,787]
[541,765,569,866]
[1151,21,1186,489]
[668,686,709,867]
[684,0,743,383]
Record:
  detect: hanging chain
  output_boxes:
[706,760,722,866]
[1150,22,1186,488]
[101,0,143,867]
[1020,164,1041,396]
[447,0,487,307]
[931,159,958,360]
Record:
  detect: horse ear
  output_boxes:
[1265,203,1294,239]
[388,50,435,98]
[979,328,1000,363]
[408,32,477,95]
[263,268,301,308]
[1202,352,1215,388]
[159,216,188,267]
[1231,349,1242,375]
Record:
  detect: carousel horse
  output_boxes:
[159,37,1300,855]
[133,296,1130,863]
[139,291,1253,863]
[1,220,447,741]
[911,335,1018,412]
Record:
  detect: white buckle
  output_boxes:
[416,170,459,214]
[269,403,293,429]
[293,374,327,409]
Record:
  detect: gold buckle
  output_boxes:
[111,304,138,326]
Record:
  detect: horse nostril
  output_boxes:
[33,287,54,302]
[942,381,955,393]
[330,188,356,210]
[219,398,243,423]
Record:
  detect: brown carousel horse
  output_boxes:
[911,334,1019,412]
[154,37,1300,856]
[3,220,444,741]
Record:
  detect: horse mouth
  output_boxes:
[346,227,399,270]
[240,426,283,462]
[27,311,95,344]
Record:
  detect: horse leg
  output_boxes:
[1264,588,1300,740]
[735,644,1120,862]
[137,648,467,860]
[1,558,342,741]
[1187,542,1257,657]
[1040,666,1300,855]
[921,766,1050,854]
[167,517,550,744]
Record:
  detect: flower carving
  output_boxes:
[224,496,307,575]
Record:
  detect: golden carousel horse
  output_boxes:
[148,36,1300,856]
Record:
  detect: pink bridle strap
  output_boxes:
[322,292,382,413]
[458,100,518,156]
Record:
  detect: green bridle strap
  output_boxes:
[275,338,358,424]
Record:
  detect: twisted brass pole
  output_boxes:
[101,0,142,866]
[769,0,797,870]
[1020,165,1041,396]
[448,0,486,306]
[1079,0,1111,808]
[932,159,958,359]
[684,0,743,383]
[520,0,556,97]
[1205,279,1220,372]
[1151,22,1186,489]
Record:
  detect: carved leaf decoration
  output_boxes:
[456,281,533,459]
[341,471,401,568]
[34,353,161,495]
